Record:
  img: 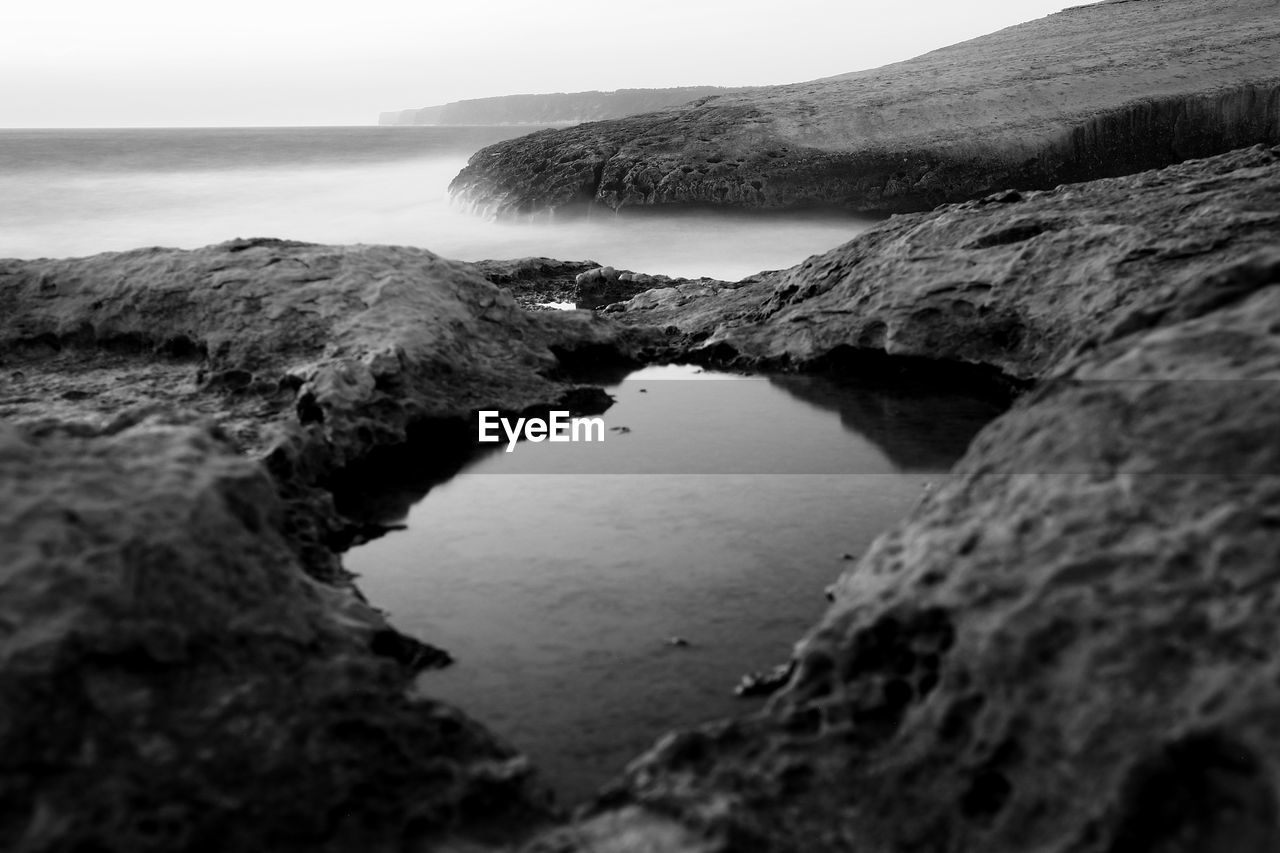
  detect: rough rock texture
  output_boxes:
[0,417,555,853]
[614,145,1280,381]
[574,266,689,308]
[471,256,600,308]
[0,238,649,563]
[523,149,1280,851]
[0,238,624,464]
[468,257,716,312]
[451,0,1280,216]
[0,239,645,851]
[7,144,1280,852]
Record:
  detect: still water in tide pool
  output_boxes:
[344,365,1006,804]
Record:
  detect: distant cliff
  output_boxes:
[450,0,1280,216]
[378,87,731,127]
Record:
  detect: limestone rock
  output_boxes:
[0,417,555,853]
[471,256,600,307]
[0,238,628,477]
[573,266,677,308]
[0,239,635,850]
[615,145,1280,381]
[451,0,1280,216]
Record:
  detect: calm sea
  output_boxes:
[0,126,872,279]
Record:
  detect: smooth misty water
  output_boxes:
[0,126,872,279]
[345,366,1005,804]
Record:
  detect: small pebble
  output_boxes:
[666,636,690,647]
[841,553,855,560]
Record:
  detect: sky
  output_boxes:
[0,1,1093,128]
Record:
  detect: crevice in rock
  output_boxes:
[1101,733,1279,853]
[1050,85,1280,187]
[546,342,641,379]
[797,345,1031,404]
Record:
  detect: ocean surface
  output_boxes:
[0,126,873,280]
[346,366,1005,804]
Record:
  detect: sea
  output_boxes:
[0,125,872,279]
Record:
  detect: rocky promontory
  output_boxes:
[450,0,1280,216]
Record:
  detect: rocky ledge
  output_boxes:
[524,146,1280,851]
[450,0,1280,216]
[0,239,628,462]
[0,239,650,563]
[612,144,1280,380]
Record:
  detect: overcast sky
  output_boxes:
[0,1,1092,128]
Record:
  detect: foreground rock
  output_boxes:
[0,238,648,565]
[0,238,626,464]
[524,149,1280,850]
[0,239,641,850]
[451,0,1280,216]
[0,417,554,853]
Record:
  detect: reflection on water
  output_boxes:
[0,126,873,280]
[344,365,1006,804]
[770,372,1009,471]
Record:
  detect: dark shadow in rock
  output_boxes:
[327,417,492,529]
[770,361,1015,471]
[545,344,640,381]
[1103,732,1280,853]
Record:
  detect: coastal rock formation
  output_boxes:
[0,238,626,471]
[526,147,1280,851]
[0,417,554,853]
[451,0,1280,216]
[379,87,731,127]
[6,140,1280,852]
[0,240,639,850]
[615,144,1280,380]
